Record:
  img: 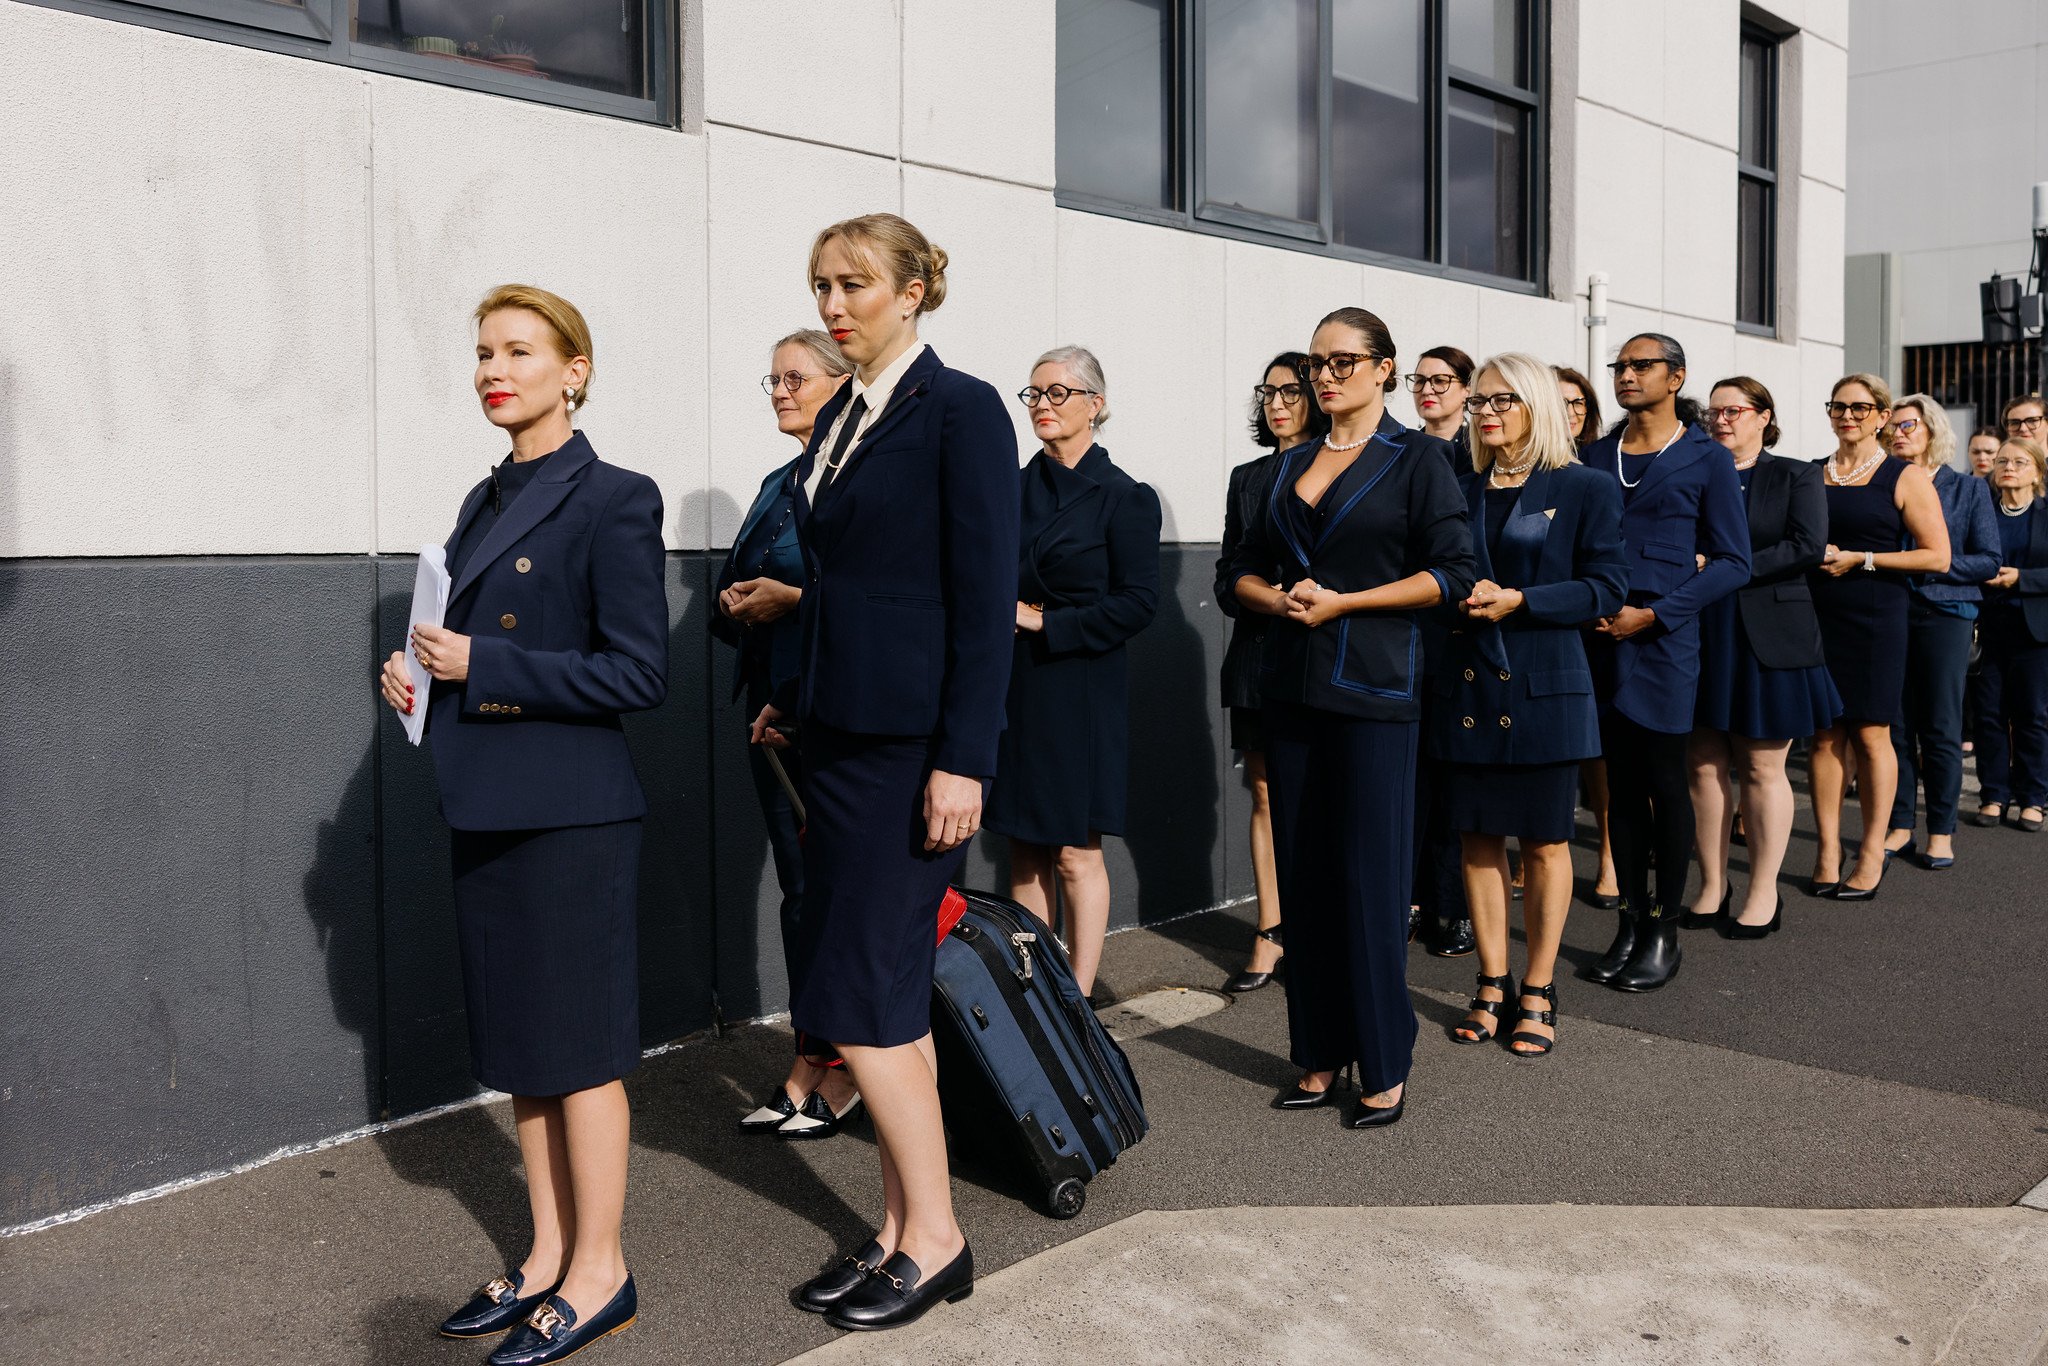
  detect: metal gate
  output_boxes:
[1902,341,2044,433]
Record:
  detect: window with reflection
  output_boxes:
[1737,22,1780,330]
[1053,0,1546,286]
[353,0,649,100]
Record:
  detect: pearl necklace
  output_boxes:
[1324,433,1371,452]
[2000,497,2034,517]
[1731,450,1760,471]
[1617,423,1683,488]
[1488,455,1535,488]
[1825,448,1888,486]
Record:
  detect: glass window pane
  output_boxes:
[352,1,648,100]
[1447,0,1524,86]
[1738,175,1773,326]
[1199,0,1319,224]
[1332,0,1427,259]
[1739,32,1772,169]
[1445,88,1528,279]
[1057,0,1174,208]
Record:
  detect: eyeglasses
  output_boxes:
[1825,401,1883,420]
[1891,419,1921,435]
[762,371,827,395]
[1703,405,1758,422]
[1017,384,1099,408]
[1991,456,2035,469]
[1297,352,1378,382]
[1253,383,1307,406]
[1607,358,1668,375]
[1463,392,1523,414]
[1405,373,1461,394]
[2008,414,2046,432]
[1563,396,1588,413]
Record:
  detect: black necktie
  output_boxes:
[820,394,868,484]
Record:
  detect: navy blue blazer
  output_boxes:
[1583,425,1752,734]
[777,347,1020,778]
[710,456,804,703]
[1989,500,2048,644]
[1224,412,1477,722]
[427,432,670,831]
[1431,462,1628,765]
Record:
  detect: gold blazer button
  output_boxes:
[1461,716,1475,729]
[515,557,532,573]
[1499,715,1513,728]
[500,613,518,629]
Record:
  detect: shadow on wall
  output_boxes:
[0,359,18,615]
[1122,546,1220,926]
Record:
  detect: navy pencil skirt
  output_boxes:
[1263,702,1419,1094]
[450,819,642,1097]
[791,724,972,1048]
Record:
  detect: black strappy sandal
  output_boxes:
[1223,924,1283,993]
[1450,972,1513,1045]
[1508,981,1559,1057]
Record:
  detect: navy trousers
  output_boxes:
[1411,699,1468,926]
[1889,602,1974,835]
[1263,702,1418,1094]
[1600,712,1693,911]
[1971,614,2048,808]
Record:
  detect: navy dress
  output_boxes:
[1215,451,1282,753]
[987,446,1162,847]
[434,434,669,1098]
[1812,458,1911,725]
[1695,462,1842,739]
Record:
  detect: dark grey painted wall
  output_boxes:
[0,547,1250,1226]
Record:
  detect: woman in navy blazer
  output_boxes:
[1225,306,1476,1130]
[988,346,1160,997]
[379,286,666,1365]
[1434,353,1626,1058]
[751,215,1018,1329]
[1972,437,2048,829]
[1580,334,1751,993]
[714,329,860,1140]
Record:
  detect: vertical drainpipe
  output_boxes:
[1587,272,1609,378]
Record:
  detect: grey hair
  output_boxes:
[1033,345,1110,427]
[1891,392,1957,470]
[769,328,853,378]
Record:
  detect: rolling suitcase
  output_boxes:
[930,887,1148,1218]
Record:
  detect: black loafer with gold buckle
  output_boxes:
[792,1239,886,1313]
[439,1272,559,1339]
[825,1245,974,1331]
[488,1276,638,1366]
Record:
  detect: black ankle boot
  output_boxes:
[1584,907,1637,983]
[1610,905,1682,992]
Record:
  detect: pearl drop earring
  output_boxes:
[564,386,576,419]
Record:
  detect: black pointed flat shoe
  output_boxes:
[778,1089,863,1141]
[738,1085,803,1134]
[439,1272,559,1339]
[826,1244,974,1331]
[793,1240,885,1314]
[489,1277,637,1366]
[1345,1090,1406,1129]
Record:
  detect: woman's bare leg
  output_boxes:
[1054,838,1110,995]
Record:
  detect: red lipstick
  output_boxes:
[485,391,513,407]
[830,328,853,342]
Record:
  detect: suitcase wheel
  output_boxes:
[1047,1178,1086,1219]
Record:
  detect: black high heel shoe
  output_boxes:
[1345,1085,1406,1129]
[1449,972,1513,1045]
[826,1243,975,1331]
[1723,897,1782,939]
[1272,1063,1352,1109]
[1679,886,1731,930]
[1223,924,1283,993]
[1506,982,1558,1057]
[1824,862,1885,902]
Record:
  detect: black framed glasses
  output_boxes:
[1405,372,1461,394]
[2008,413,2046,433]
[1606,357,1668,375]
[1562,396,1589,412]
[1253,382,1307,405]
[1297,352,1377,382]
[1824,401,1882,420]
[1017,384,1099,408]
[1463,392,1523,414]
[762,371,825,395]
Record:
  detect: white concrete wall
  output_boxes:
[1846,0,2048,347]
[0,0,1850,558]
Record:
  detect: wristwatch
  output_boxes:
[1862,551,1876,572]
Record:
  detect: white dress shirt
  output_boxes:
[803,340,928,505]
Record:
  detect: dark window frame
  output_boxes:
[1736,18,1781,335]
[1055,0,1548,293]
[22,0,678,127]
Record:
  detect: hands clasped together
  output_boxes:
[379,624,473,716]
[719,577,802,626]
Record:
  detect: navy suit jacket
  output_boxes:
[710,457,804,703]
[1431,462,1628,765]
[1224,412,1477,722]
[1583,424,1752,734]
[1990,500,2048,644]
[427,433,669,831]
[776,347,1020,778]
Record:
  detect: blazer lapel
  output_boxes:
[1465,469,1496,584]
[445,479,492,560]
[1268,442,1314,569]
[792,384,853,534]
[1311,415,1409,553]
[811,348,945,521]
[448,434,594,605]
[1630,426,1707,504]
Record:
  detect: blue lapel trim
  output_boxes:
[1313,413,1411,553]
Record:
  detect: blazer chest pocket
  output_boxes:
[1525,669,1593,698]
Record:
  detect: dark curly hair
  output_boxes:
[1249,351,1332,449]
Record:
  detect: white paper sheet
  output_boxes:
[402,545,451,747]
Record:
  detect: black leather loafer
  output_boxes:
[1426,916,1476,958]
[1346,1092,1406,1129]
[826,1245,974,1331]
[439,1272,558,1339]
[489,1277,637,1366]
[793,1240,885,1314]
[738,1086,803,1133]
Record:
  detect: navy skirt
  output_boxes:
[1695,594,1841,740]
[1442,761,1580,843]
[451,819,642,1097]
[792,725,972,1048]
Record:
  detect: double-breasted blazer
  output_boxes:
[1224,411,1477,721]
[1430,462,1628,765]
[1214,449,1282,710]
[1732,452,1828,669]
[428,432,670,831]
[1581,424,1752,734]
[1990,501,2048,644]
[710,456,804,703]
[776,346,1020,778]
